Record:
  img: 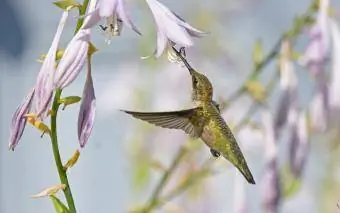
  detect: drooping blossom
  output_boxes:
[329,20,340,110]
[82,0,141,35]
[34,10,70,118]
[145,0,207,57]
[288,111,309,178]
[78,57,96,148]
[300,0,330,131]
[54,29,90,89]
[261,110,280,213]
[274,40,298,135]
[300,0,330,68]
[8,89,35,150]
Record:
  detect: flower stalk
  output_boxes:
[50,88,76,213]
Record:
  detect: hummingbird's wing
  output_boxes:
[121,108,203,138]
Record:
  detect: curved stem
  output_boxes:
[50,88,77,213]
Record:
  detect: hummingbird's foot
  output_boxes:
[210,149,221,158]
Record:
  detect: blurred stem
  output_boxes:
[50,88,76,213]
[142,147,188,213]
[234,71,280,132]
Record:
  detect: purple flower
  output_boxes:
[82,0,141,35]
[274,40,298,135]
[145,0,207,57]
[300,0,330,68]
[77,59,96,148]
[261,111,280,213]
[34,10,69,118]
[288,112,309,178]
[9,89,35,150]
[329,20,340,110]
[54,29,90,89]
[310,82,329,132]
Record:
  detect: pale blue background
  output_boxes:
[1,0,338,212]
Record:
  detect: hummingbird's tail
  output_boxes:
[236,163,256,184]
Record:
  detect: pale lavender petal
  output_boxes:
[34,10,69,117]
[310,89,328,132]
[288,112,309,178]
[9,89,35,150]
[98,0,117,17]
[78,63,96,148]
[116,0,141,35]
[234,172,247,213]
[261,111,280,213]
[54,29,90,89]
[274,41,298,134]
[155,31,167,58]
[329,20,340,109]
[82,9,102,29]
[146,0,204,57]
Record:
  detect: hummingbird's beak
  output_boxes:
[171,46,195,75]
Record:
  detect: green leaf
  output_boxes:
[53,0,81,10]
[281,166,302,199]
[49,195,70,213]
[58,96,81,110]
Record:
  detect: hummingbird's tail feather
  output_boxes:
[171,47,195,73]
[237,164,256,184]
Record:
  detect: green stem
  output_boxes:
[142,147,188,213]
[75,0,90,33]
[50,88,76,213]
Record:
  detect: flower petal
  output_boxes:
[261,110,280,213]
[288,112,309,178]
[9,89,35,150]
[116,0,141,35]
[34,10,69,117]
[146,0,205,57]
[77,60,96,148]
[329,20,340,109]
[54,29,90,89]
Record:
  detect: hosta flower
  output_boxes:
[82,0,141,35]
[329,20,340,110]
[274,40,298,135]
[300,0,330,68]
[146,0,207,57]
[288,112,309,178]
[34,10,69,118]
[310,85,329,131]
[261,111,280,213]
[8,89,35,150]
[54,29,90,89]
[78,60,96,148]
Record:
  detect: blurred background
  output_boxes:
[1,0,340,212]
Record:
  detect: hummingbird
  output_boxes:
[121,47,255,184]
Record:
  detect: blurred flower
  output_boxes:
[288,111,309,178]
[34,10,69,118]
[274,40,298,135]
[329,20,340,110]
[300,0,330,68]
[261,110,280,213]
[54,29,90,89]
[78,58,96,148]
[145,0,207,57]
[82,0,141,35]
[310,85,329,131]
[8,89,35,150]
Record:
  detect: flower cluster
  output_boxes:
[8,0,207,151]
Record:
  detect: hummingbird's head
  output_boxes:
[172,47,213,103]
